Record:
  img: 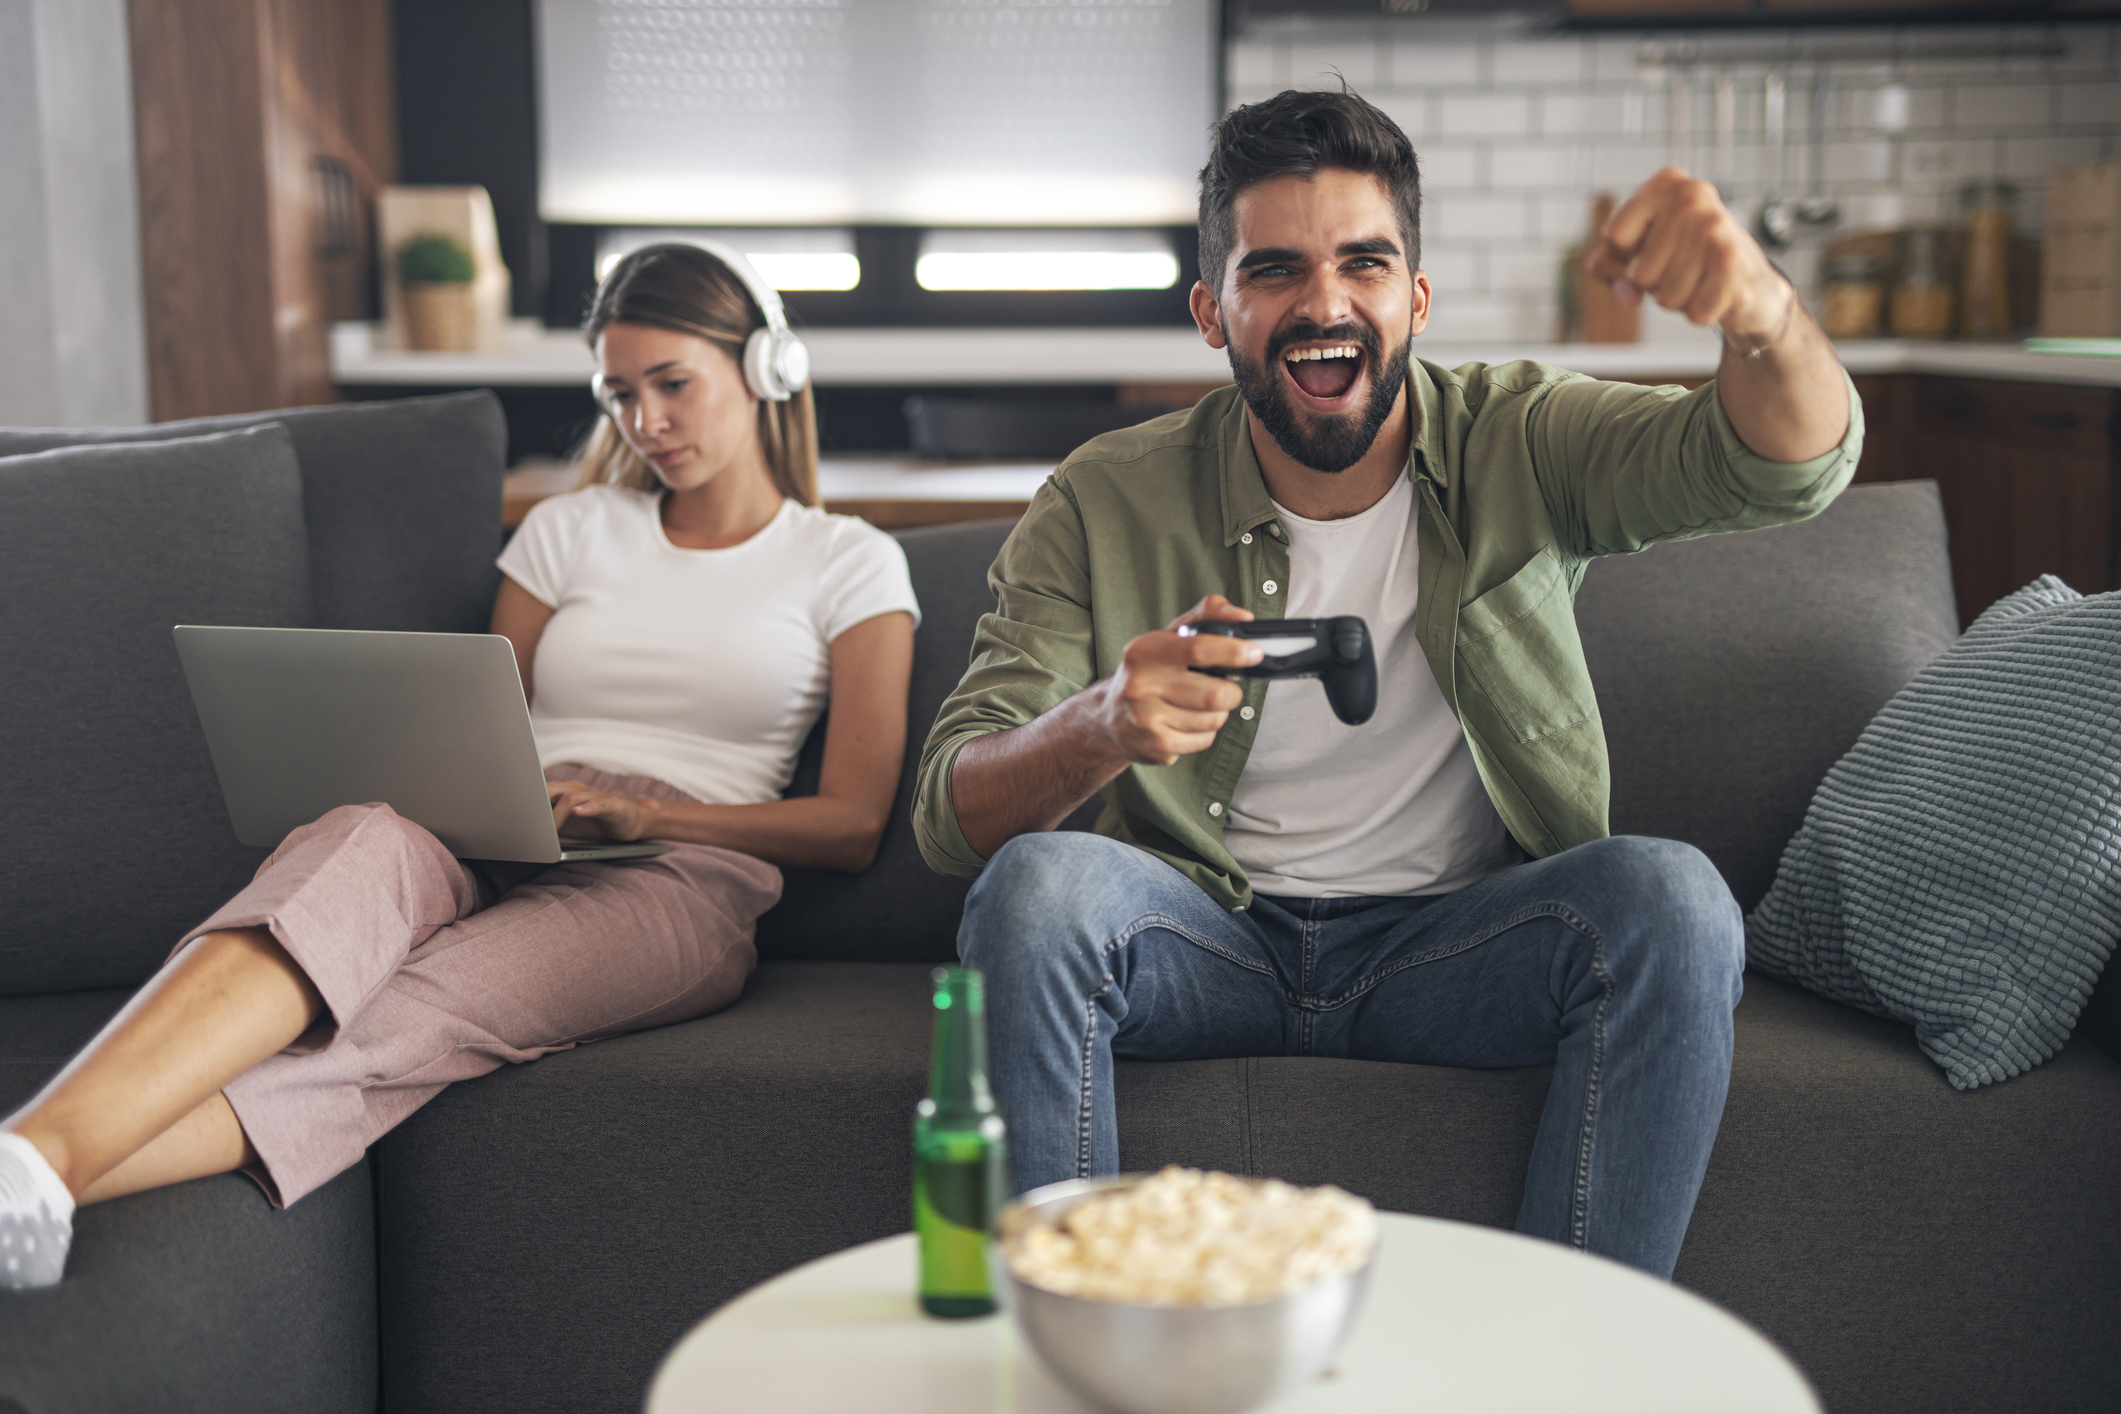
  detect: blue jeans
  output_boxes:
[956,832,1743,1279]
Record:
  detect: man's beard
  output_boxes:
[1228,321,1411,475]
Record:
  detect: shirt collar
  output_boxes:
[1216,392,1278,547]
[1406,355,1448,492]
[1216,350,1447,547]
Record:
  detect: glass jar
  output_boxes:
[1822,252,1887,340]
[1958,180,2017,340]
[1890,228,1953,340]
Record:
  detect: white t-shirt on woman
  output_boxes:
[496,485,920,805]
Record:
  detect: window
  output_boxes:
[596,228,862,289]
[915,229,1180,291]
[536,0,1218,227]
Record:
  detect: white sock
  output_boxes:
[0,1131,75,1290]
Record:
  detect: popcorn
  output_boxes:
[1002,1167,1378,1308]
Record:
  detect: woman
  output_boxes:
[0,244,918,1290]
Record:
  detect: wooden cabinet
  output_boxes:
[1854,373,2119,627]
[129,0,394,420]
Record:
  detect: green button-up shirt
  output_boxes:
[913,357,1863,911]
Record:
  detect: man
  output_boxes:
[911,88,1860,1279]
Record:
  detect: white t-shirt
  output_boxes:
[1224,473,1518,898]
[496,486,920,805]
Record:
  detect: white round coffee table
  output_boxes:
[648,1213,1818,1413]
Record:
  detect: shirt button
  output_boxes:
[1262,580,1278,595]
[1208,801,1223,817]
[1241,532,1253,545]
[1239,705,1255,720]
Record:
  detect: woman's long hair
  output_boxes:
[574,243,819,507]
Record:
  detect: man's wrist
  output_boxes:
[1718,271,1799,352]
[1071,680,1140,778]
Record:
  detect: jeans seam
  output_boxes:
[1076,976,1105,1179]
[1304,902,1589,1011]
[1300,910,1317,1052]
[1133,913,1279,979]
[1281,896,1614,1250]
[1572,927,1615,1253]
[1075,911,1261,1178]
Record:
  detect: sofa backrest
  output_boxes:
[1576,479,1959,911]
[758,519,1042,963]
[0,428,315,995]
[0,391,507,635]
[763,482,1958,960]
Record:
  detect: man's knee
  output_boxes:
[1584,835,1744,1000]
[959,832,1138,977]
[966,833,1126,924]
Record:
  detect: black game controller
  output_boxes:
[1176,616,1377,726]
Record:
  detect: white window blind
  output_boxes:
[536,0,1217,227]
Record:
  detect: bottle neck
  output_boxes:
[927,968,996,1123]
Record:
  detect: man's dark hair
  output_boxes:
[1197,88,1422,291]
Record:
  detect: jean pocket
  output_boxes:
[1456,546,1599,745]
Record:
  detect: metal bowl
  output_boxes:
[994,1175,1375,1414]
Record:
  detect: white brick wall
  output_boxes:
[1227,22,2121,340]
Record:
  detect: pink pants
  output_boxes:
[177,765,780,1207]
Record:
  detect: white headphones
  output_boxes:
[592,238,811,407]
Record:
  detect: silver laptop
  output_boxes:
[174,626,674,865]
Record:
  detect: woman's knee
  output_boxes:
[274,802,431,864]
[264,802,473,916]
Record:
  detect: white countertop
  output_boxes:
[335,321,2121,390]
[819,459,1055,502]
[503,457,1057,508]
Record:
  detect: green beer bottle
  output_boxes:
[914,965,1008,1318]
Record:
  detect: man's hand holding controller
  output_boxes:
[1092,594,1264,767]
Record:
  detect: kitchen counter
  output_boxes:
[333,321,2121,390]
[502,457,1054,532]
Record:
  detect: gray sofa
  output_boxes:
[2,391,2117,1414]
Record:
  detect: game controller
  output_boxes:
[1176,616,1377,726]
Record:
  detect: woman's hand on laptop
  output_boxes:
[549,779,651,841]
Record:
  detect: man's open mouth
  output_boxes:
[1282,344,1365,405]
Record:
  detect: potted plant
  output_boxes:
[396,232,477,352]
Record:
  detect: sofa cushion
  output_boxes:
[368,960,2120,1414]
[1576,480,1959,912]
[371,961,941,1414]
[1747,575,2121,1089]
[0,391,507,634]
[1678,976,2121,1414]
[0,991,378,1414]
[761,519,1099,963]
[1242,976,2121,1414]
[0,428,312,994]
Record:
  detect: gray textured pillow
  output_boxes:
[1746,576,2121,1089]
[0,427,313,995]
